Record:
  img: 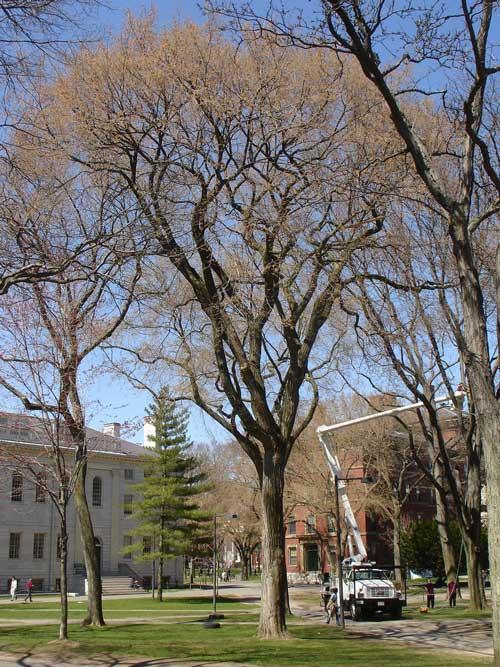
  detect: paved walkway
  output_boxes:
[350,617,493,658]
[290,586,493,658]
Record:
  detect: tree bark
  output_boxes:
[464,536,486,609]
[158,555,164,603]
[446,219,500,661]
[463,439,485,609]
[258,450,288,638]
[59,518,68,641]
[392,512,403,589]
[74,461,105,627]
[241,554,250,581]
[483,417,500,664]
[433,464,457,583]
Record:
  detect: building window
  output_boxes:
[327,514,335,534]
[288,546,297,566]
[11,473,23,502]
[92,476,102,506]
[123,494,133,515]
[123,535,133,560]
[124,468,134,480]
[9,533,20,559]
[33,533,45,559]
[305,515,316,534]
[35,473,46,503]
[287,516,296,535]
[143,537,152,555]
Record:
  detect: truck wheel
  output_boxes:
[350,602,362,621]
[390,608,402,620]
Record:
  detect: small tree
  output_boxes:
[0,413,80,640]
[125,389,210,602]
[401,520,447,581]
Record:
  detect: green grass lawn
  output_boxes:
[404,602,491,621]
[0,622,490,667]
[0,596,256,620]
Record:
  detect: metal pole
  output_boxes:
[317,391,466,435]
[334,476,345,628]
[212,514,217,616]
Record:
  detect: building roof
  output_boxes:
[0,411,147,460]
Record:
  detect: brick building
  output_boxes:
[285,424,438,579]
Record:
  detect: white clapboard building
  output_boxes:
[0,413,183,595]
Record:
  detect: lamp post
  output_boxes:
[333,475,344,628]
[333,475,373,629]
[208,512,238,623]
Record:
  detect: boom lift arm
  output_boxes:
[316,390,466,566]
[317,431,367,562]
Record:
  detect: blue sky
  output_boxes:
[48,1,494,444]
[97,1,205,28]
[83,2,217,444]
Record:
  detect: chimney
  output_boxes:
[103,422,121,439]
[143,416,155,448]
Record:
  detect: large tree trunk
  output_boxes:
[392,512,403,589]
[59,517,69,641]
[433,466,457,583]
[258,450,288,638]
[240,552,250,581]
[463,441,486,609]
[482,416,500,664]
[74,461,105,627]
[449,219,500,664]
[464,536,486,610]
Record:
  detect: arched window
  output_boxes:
[305,515,316,534]
[35,472,46,503]
[11,473,23,502]
[92,476,102,507]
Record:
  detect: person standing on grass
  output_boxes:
[425,579,435,609]
[23,577,33,603]
[321,584,331,612]
[9,577,17,601]
[448,579,457,607]
[326,587,341,626]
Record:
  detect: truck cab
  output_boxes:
[339,564,403,621]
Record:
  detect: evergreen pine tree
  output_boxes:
[124,388,210,601]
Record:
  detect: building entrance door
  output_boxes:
[306,544,319,571]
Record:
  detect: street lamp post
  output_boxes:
[207,512,238,626]
[212,514,218,617]
[333,474,373,629]
[333,475,345,628]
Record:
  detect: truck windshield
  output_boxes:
[354,570,389,581]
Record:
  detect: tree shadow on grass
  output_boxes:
[5,651,242,667]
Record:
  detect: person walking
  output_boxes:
[424,579,435,609]
[447,579,457,607]
[321,584,331,612]
[23,578,33,603]
[9,577,17,602]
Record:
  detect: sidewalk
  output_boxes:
[0,581,261,606]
